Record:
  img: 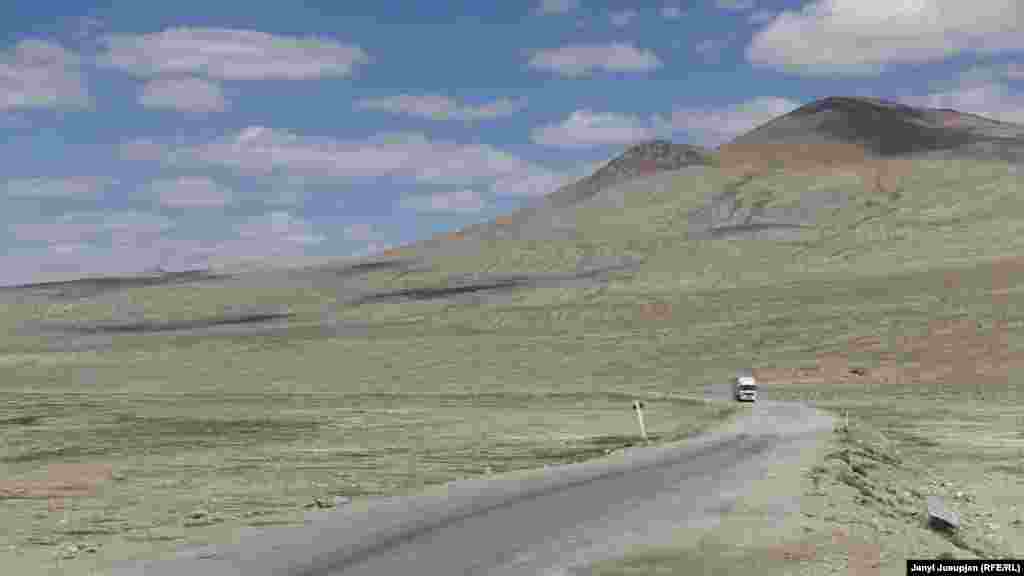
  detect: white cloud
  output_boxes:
[0,39,90,110]
[348,241,394,260]
[653,96,802,147]
[168,128,543,188]
[12,211,173,246]
[537,0,579,15]
[343,223,375,242]
[139,76,228,112]
[529,42,662,77]
[151,176,233,208]
[400,189,486,214]
[100,28,370,80]
[2,210,340,285]
[662,3,684,19]
[355,94,526,121]
[532,109,654,149]
[340,222,397,259]
[716,0,755,10]
[124,127,583,202]
[5,176,115,198]
[13,222,99,245]
[236,211,324,245]
[489,160,600,198]
[748,0,1024,76]
[900,82,1024,124]
[610,10,638,27]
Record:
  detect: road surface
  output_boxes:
[111,399,833,576]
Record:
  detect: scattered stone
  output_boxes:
[56,543,79,559]
[187,509,209,520]
[307,496,349,509]
[927,496,960,532]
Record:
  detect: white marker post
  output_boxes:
[632,400,649,443]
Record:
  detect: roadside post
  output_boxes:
[632,400,649,443]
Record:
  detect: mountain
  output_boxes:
[401,141,713,254]
[717,96,1024,175]
[533,140,713,211]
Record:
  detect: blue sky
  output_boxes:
[1,0,1022,285]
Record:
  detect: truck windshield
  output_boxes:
[739,385,757,390]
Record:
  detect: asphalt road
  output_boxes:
[110,398,834,576]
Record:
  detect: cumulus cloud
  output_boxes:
[340,222,397,259]
[748,0,1024,76]
[399,189,486,214]
[489,160,602,198]
[532,109,654,148]
[166,128,542,188]
[348,242,395,260]
[537,0,579,14]
[343,222,375,242]
[529,42,662,77]
[99,27,370,80]
[2,209,338,285]
[13,211,173,246]
[123,127,582,201]
[0,39,90,110]
[236,211,323,246]
[139,76,228,112]
[610,10,638,27]
[653,96,802,147]
[5,176,115,198]
[151,176,233,207]
[662,3,684,19]
[900,82,1024,124]
[355,94,526,121]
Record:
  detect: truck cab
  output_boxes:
[733,373,758,402]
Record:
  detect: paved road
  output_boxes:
[111,399,833,576]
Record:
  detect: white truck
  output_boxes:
[733,372,758,402]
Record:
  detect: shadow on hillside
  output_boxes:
[0,270,229,300]
[39,311,297,335]
[347,260,640,305]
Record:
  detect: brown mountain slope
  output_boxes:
[717,96,1024,177]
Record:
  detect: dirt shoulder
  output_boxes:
[588,415,1024,576]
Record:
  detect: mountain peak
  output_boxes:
[720,95,1024,166]
[539,140,712,209]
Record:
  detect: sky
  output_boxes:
[1,0,1022,285]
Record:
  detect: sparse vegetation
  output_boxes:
[1,145,1023,573]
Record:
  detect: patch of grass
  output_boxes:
[989,463,1024,476]
[1,156,1023,573]
[0,415,42,426]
